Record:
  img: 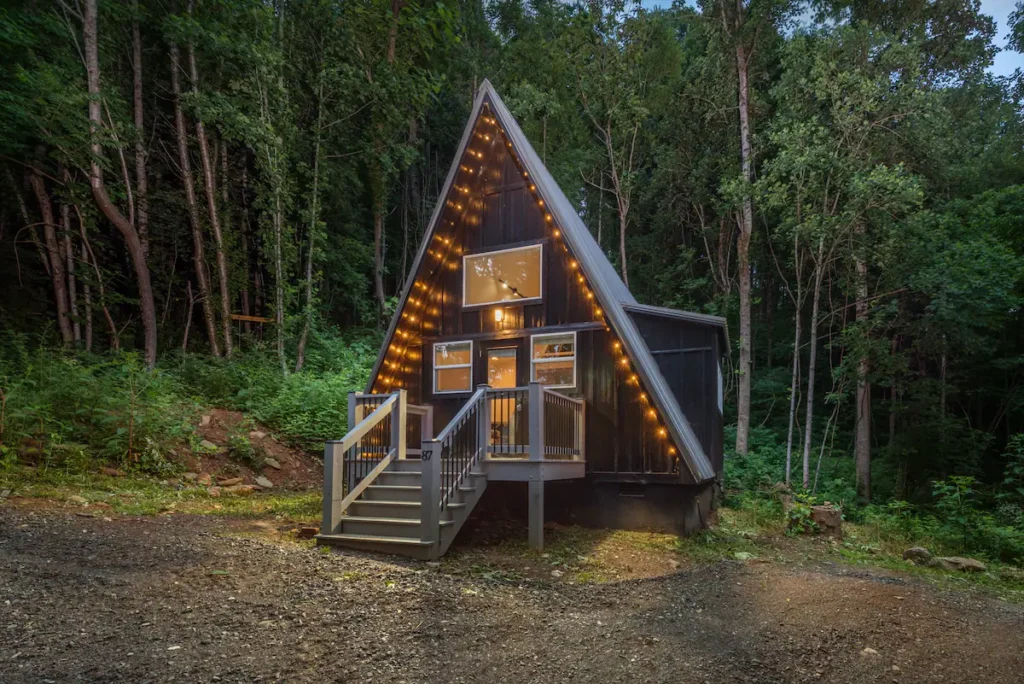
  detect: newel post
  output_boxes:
[391,389,407,459]
[528,381,544,462]
[322,440,344,535]
[477,384,491,459]
[347,391,359,432]
[420,438,442,557]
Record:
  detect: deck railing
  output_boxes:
[541,388,585,460]
[487,387,529,456]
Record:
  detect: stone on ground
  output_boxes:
[255,476,274,489]
[263,457,281,470]
[200,415,212,427]
[197,473,212,486]
[936,556,986,573]
[217,476,243,487]
[199,439,218,452]
[903,547,934,565]
[249,430,267,440]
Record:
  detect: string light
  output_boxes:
[370,104,681,457]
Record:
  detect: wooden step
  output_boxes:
[348,500,422,520]
[364,485,421,502]
[340,515,452,538]
[316,533,436,560]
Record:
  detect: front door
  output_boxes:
[481,342,526,455]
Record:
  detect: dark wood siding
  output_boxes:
[372,106,708,478]
[628,312,724,474]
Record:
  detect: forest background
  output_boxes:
[2,0,1024,565]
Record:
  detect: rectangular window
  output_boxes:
[433,341,473,394]
[531,331,576,389]
[463,244,543,307]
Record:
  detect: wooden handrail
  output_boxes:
[435,386,487,442]
[330,393,397,453]
[542,387,584,405]
[336,448,397,513]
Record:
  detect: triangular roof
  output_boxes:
[368,79,717,484]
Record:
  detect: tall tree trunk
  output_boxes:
[186,4,232,357]
[734,38,754,457]
[83,1,153,366]
[169,33,220,357]
[80,240,93,352]
[28,168,73,346]
[273,187,287,375]
[61,198,81,344]
[784,270,802,486]
[240,164,253,336]
[801,245,826,489]
[295,74,325,373]
[75,203,118,350]
[6,168,50,277]
[373,173,386,309]
[854,230,871,502]
[131,2,149,258]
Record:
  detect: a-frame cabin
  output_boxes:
[318,81,726,559]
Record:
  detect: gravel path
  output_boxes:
[2,507,1023,683]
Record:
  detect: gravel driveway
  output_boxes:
[2,507,1023,683]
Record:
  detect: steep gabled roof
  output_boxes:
[368,79,717,484]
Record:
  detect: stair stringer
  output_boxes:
[438,470,488,557]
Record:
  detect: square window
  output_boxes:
[433,341,473,394]
[531,332,576,389]
[463,245,542,307]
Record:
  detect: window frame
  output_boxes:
[432,340,474,395]
[530,330,577,390]
[462,243,544,309]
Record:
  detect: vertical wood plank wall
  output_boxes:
[378,101,718,477]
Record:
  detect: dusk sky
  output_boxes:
[639,0,1023,77]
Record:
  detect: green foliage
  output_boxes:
[0,329,375,470]
[786,491,819,535]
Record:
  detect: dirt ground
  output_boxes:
[2,507,1023,683]
[180,408,321,490]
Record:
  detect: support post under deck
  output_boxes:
[528,480,544,551]
[528,382,545,550]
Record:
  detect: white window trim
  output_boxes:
[433,340,474,395]
[462,243,544,308]
[530,330,577,389]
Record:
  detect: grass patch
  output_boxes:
[0,466,319,520]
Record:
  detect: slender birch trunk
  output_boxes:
[60,197,81,344]
[240,164,253,336]
[131,2,149,258]
[83,0,154,366]
[784,284,802,485]
[75,203,118,350]
[6,168,50,277]
[801,241,826,489]
[186,1,232,356]
[169,31,220,357]
[734,36,754,457]
[295,73,325,373]
[80,240,93,351]
[854,227,871,502]
[28,167,73,346]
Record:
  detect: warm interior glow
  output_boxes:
[463,244,542,306]
[531,332,576,388]
[494,308,504,322]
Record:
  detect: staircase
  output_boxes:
[316,387,491,560]
[317,457,487,559]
